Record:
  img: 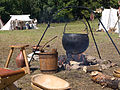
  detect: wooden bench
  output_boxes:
[0,44,30,89]
[0,67,27,90]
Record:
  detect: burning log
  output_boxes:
[83,65,102,73]
[91,71,120,89]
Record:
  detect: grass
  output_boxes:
[0,19,120,90]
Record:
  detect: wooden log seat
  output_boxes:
[0,68,27,90]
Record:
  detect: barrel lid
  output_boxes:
[36,48,58,55]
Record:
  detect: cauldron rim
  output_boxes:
[63,33,88,35]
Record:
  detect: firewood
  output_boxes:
[83,65,102,73]
[113,68,120,78]
[70,61,80,65]
[90,71,120,89]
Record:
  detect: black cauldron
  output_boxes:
[62,33,89,54]
[62,21,89,55]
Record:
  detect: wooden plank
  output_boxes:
[0,72,25,89]
[0,68,25,78]
[9,44,29,48]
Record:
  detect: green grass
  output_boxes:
[0,19,120,58]
[0,20,120,90]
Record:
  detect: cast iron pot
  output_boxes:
[62,23,89,55]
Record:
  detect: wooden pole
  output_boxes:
[118,1,120,37]
[5,48,14,68]
[22,48,30,74]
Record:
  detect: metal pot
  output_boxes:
[62,22,89,55]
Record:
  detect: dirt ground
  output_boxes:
[1,30,120,90]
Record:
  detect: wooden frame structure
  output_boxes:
[4,44,30,74]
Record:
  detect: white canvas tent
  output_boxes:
[1,15,32,30]
[0,17,4,29]
[99,8,119,33]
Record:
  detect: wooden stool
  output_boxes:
[4,44,30,74]
[0,67,27,90]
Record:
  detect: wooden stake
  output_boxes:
[5,48,14,68]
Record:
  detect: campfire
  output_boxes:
[58,53,117,71]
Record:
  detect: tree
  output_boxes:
[0,0,119,23]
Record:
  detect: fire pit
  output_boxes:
[29,6,120,71]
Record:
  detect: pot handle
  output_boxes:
[63,23,68,33]
[63,20,89,34]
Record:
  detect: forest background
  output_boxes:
[0,0,118,23]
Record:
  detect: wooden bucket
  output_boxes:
[31,74,70,90]
[39,49,58,73]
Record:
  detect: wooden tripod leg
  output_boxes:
[5,48,14,68]
[22,48,30,74]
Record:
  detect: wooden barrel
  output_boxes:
[39,49,58,73]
